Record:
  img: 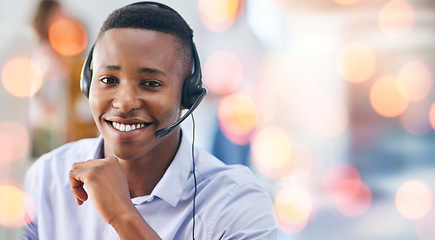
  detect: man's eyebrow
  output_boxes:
[98,65,166,76]
[139,67,166,76]
[102,65,120,70]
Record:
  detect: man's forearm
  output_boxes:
[112,209,162,240]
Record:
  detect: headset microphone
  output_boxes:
[154,88,206,138]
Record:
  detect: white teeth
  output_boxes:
[111,122,147,132]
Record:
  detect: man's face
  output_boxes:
[89,28,187,160]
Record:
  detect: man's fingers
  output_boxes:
[69,169,89,205]
[71,182,88,204]
[71,159,98,169]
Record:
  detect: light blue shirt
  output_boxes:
[23,132,277,239]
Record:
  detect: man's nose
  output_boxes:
[112,83,142,113]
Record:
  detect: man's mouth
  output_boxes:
[108,121,151,132]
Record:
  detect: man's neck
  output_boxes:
[104,130,182,198]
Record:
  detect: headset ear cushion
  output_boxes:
[181,43,203,109]
[80,46,94,98]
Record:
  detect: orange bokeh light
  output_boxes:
[400,100,432,136]
[397,61,432,102]
[370,76,408,118]
[337,42,376,83]
[379,0,415,39]
[218,93,258,145]
[197,0,240,32]
[0,121,29,166]
[251,127,292,179]
[395,180,433,220]
[274,185,312,234]
[204,51,243,95]
[334,0,359,6]
[1,57,43,98]
[48,17,87,57]
[0,185,35,228]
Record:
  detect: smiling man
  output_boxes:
[23,2,277,240]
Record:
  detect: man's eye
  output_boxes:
[100,77,117,84]
[143,81,161,88]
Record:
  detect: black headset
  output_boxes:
[79,1,207,138]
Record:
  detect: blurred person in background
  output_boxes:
[30,0,97,159]
[22,2,277,239]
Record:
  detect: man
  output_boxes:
[23,2,277,239]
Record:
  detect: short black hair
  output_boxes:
[97,2,193,64]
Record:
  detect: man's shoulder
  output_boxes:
[196,149,263,191]
[195,149,278,239]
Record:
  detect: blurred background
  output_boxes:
[1,0,435,239]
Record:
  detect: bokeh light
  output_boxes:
[337,42,376,84]
[197,0,240,32]
[274,185,312,234]
[379,0,415,39]
[203,51,243,95]
[218,93,258,145]
[323,163,371,217]
[48,17,87,57]
[0,121,29,167]
[0,185,35,228]
[370,76,408,118]
[333,179,372,217]
[395,180,433,220]
[323,163,361,196]
[251,127,292,179]
[1,57,43,98]
[397,61,432,102]
[334,0,359,6]
[429,101,435,131]
[400,100,432,136]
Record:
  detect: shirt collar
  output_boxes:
[91,132,193,207]
[90,135,104,160]
[150,131,193,207]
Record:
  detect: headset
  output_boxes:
[79,2,205,239]
[79,1,207,139]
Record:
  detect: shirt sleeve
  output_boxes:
[211,182,278,240]
[21,160,41,240]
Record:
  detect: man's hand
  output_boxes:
[69,157,162,239]
[69,157,132,225]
